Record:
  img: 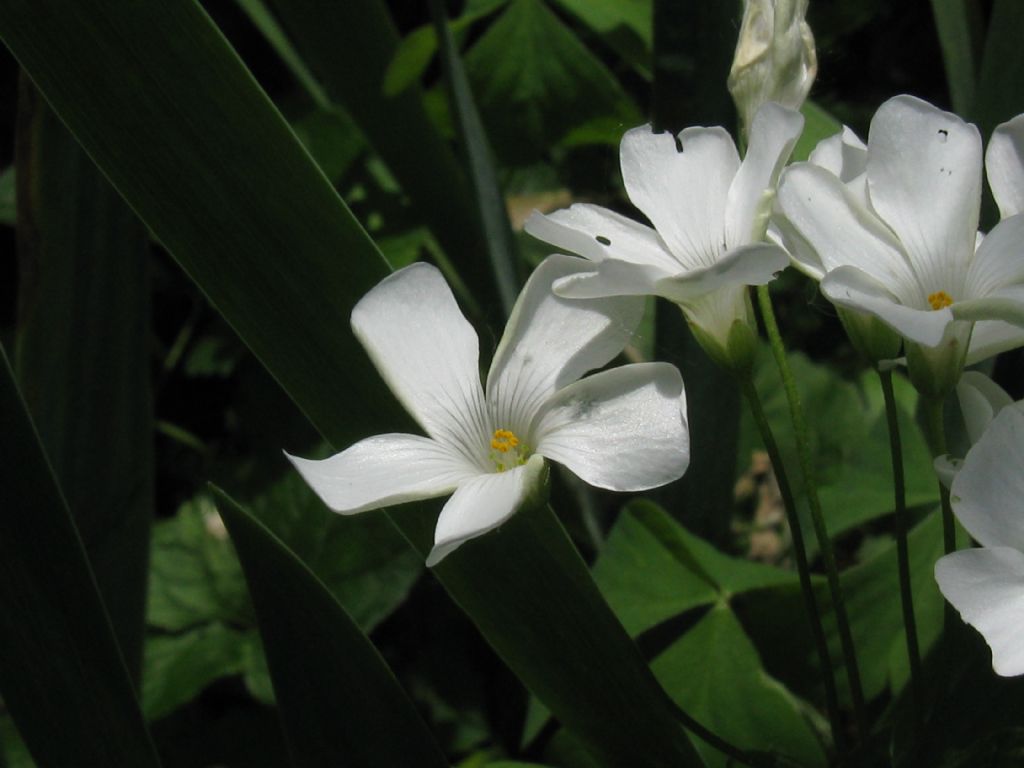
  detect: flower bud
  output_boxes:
[729,0,817,139]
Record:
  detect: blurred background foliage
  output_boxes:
[1,0,1024,766]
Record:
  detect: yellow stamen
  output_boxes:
[490,428,519,452]
[928,291,954,310]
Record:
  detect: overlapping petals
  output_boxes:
[289,256,690,565]
[775,95,1024,358]
[935,406,1024,676]
[524,102,802,354]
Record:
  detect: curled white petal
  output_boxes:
[286,435,476,514]
[808,125,867,181]
[950,406,1024,551]
[986,113,1024,219]
[935,548,1024,677]
[523,205,680,272]
[427,455,545,567]
[487,255,644,430]
[534,363,689,491]
[726,102,804,246]
[957,371,1014,446]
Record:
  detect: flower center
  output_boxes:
[489,428,529,472]
[928,291,954,310]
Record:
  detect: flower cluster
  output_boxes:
[291,85,1024,677]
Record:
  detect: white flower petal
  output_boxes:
[950,406,1024,551]
[654,243,790,304]
[523,205,680,272]
[966,320,1024,365]
[621,124,740,269]
[986,113,1024,219]
[287,435,475,514]
[866,95,982,296]
[533,362,689,491]
[776,163,918,295]
[553,260,667,300]
[933,455,963,489]
[427,455,545,566]
[957,371,1014,445]
[965,213,1024,299]
[725,102,804,246]
[821,265,952,347]
[487,255,644,431]
[808,125,867,181]
[351,263,489,465]
[935,548,1024,677]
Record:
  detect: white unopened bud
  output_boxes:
[728,0,817,139]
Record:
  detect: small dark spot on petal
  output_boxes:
[938,128,948,143]
[673,135,684,153]
[596,235,611,246]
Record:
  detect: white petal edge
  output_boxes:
[957,371,1014,446]
[523,205,681,272]
[427,454,545,567]
[965,319,1024,365]
[965,213,1024,299]
[808,125,867,181]
[821,265,952,347]
[866,95,982,297]
[621,124,739,269]
[487,255,645,430]
[533,362,689,492]
[935,547,1024,677]
[351,263,489,465]
[986,113,1024,219]
[950,406,1024,551]
[287,435,476,514]
[725,102,804,247]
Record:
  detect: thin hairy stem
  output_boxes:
[755,284,867,739]
[738,375,846,753]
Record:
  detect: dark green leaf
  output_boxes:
[928,0,982,115]
[974,0,1024,138]
[651,604,827,767]
[464,0,642,165]
[431,0,520,313]
[0,6,703,764]
[0,166,13,225]
[593,500,794,635]
[0,345,160,768]
[212,487,450,768]
[147,496,250,633]
[142,624,249,720]
[14,87,152,681]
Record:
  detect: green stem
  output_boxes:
[878,370,922,718]
[738,376,846,753]
[921,395,957,556]
[755,285,868,739]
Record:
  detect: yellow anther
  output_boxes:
[928,291,954,310]
[490,429,519,452]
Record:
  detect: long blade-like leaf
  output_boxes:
[0,5,701,764]
[14,81,153,683]
[929,0,982,116]
[974,0,1024,138]
[430,0,519,315]
[0,345,161,768]
[212,486,449,768]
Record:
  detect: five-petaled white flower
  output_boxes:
[935,405,1024,676]
[524,102,803,368]
[774,95,1024,384]
[289,256,690,566]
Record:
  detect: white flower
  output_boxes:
[288,256,690,566]
[774,96,1024,375]
[935,406,1024,676]
[728,0,817,136]
[524,103,803,366]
